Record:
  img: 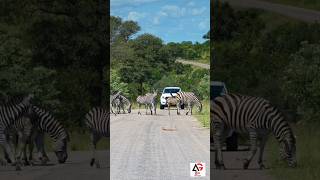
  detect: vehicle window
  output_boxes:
[211,86,224,97]
[163,89,180,93]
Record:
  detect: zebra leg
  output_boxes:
[176,103,180,115]
[14,131,28,170]
[213,122,225,169]
[243,129,258,169]
[35,132,50,165]
[150,105,153,115]
[90,133,101,168]
[168,104,170,115]
[186,103,191,115]
[3,146,12,163]
[138,104,141,115]
[0,132,14,166]
[258,135,268,169]
[190,104,193,115]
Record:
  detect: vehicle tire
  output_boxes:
[226,132,238,151]
[160,105,164,109]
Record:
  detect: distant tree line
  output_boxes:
[110,16,209,100]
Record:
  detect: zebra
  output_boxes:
[110,91,121,115]
[113,94,132,114]
[30,106,69,164]
[85,107,109,168]
[176,92,202,115]
[165,93,180,115]
[211,94,297,169]
[4,106,69,165]
[136,91,157,115]
[0,94,33,170]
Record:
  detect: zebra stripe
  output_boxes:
[211,93,297,169]
[176,92,202,115]
[136,92,157,115]
[112,94,131,114]
[0,94,33,170]
[31,106,69,163]
[85,107,109,168]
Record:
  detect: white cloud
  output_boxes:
[161,5,186,17]
[191,7,206,15]
[127,11,146,21]
[111,0,159,6]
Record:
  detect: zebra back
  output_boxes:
[0,94,33,129]
[85,107,109,137]
[177,92,202,111]
[212,94,294,141]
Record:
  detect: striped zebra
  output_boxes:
[5,106,69,165]
[165,93,179,115]
[176,92,202,115]
[0,94,33,170]
[211,94,297,169]
[85,107,109,168]
[31,106,69,164]
[110,91,121,115]
[113,94,132,114]
[136,91,157,115]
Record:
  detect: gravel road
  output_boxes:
[110,109,210,180]
[176,59,210,69]
[0,150,109,180]
[223,0,320,22]
[211,150,273,180]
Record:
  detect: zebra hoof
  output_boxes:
[216,164,225,170]
[23,160,30,166]
[243,159,249,169]
[15,165,22,171]
[95,161,101,169]
[90,158,95,167]
[259,164,266,169]
[0,159,7,166]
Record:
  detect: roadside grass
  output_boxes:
[266,123,320,180]
[193,100,210,127]
[263,0,320,11]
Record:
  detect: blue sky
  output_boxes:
[111,0,210,43]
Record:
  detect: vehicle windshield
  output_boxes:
[211,86,225,98]
[163,88,180,93]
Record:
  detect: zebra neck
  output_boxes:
[268,117,292,142]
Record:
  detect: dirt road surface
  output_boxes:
[223,0,320,22]
[176,59,210,69]
[110,109,210,180]
[211,150,274,180]
[0,150,109,180]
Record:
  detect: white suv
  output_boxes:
[160,87,181,109]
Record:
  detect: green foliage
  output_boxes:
[0,0,108,129]
[282,42,320,123]
[111,69,129,96]
[267,124,320,180]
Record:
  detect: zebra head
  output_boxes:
[279,134,297,167]
[54,131,69,163]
